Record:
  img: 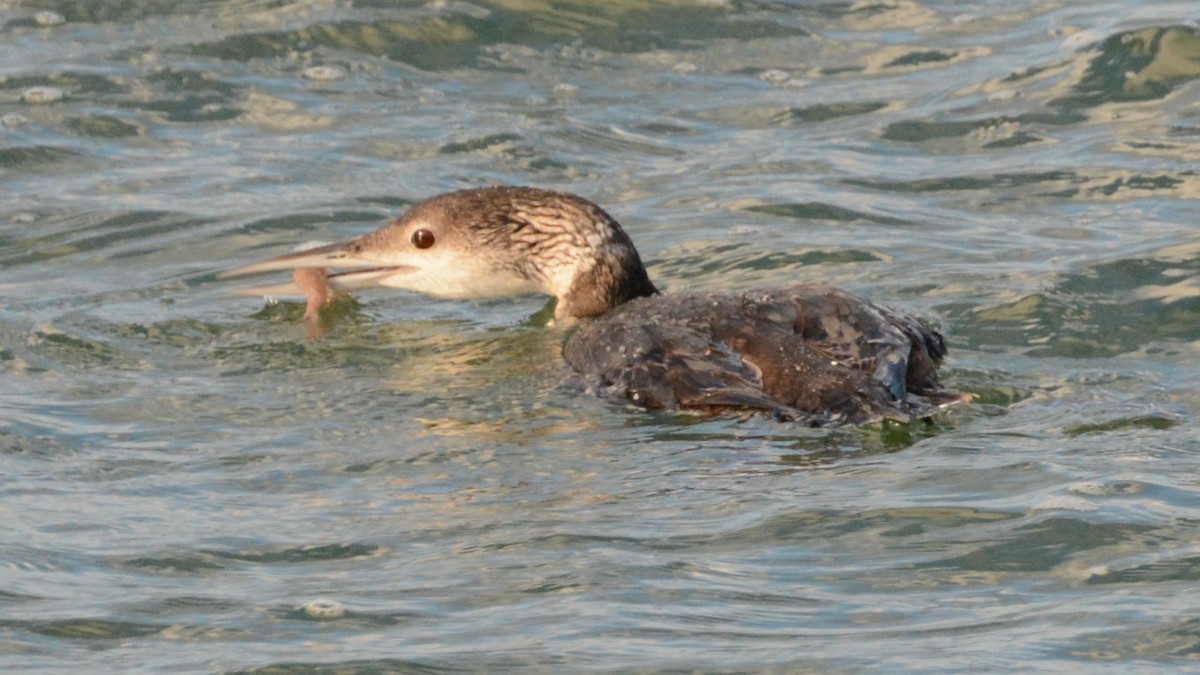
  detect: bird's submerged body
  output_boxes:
[222,186,959,425]
[565,285,950,425]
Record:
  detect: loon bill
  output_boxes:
[220,186,964,425]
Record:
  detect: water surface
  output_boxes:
[2,0,1200,671]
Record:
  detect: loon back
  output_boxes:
[564,285,951,425]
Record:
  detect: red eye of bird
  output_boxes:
[411,228,436,249]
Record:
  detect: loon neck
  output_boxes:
[558,253,659,319]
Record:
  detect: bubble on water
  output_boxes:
[1058,28,1102,51]
[298,598,346,619]
[22,87,64,104]
[1,113,30,127]
[759,69,790,84]
[303,65,346,81]
[429,0,491,19]
[729,224,764,236]
[33,11,66,27]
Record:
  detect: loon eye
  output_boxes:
[411,228,436,249]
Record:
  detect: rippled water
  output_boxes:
[3,0,1200,671]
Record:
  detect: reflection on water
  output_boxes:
[1065,25,1200,106]
[1,0,1200,671]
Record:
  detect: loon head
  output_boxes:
[221,186,659,320]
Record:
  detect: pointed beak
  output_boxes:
[220,240,375,278]
[219,240,416,297]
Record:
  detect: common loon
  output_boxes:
[221,186,959,425]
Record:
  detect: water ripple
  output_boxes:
[2,0,1200,671]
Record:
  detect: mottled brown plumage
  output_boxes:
[222,186,958,424]
[565,286,951,424]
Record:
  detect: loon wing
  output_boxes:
[563,285,952,425]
